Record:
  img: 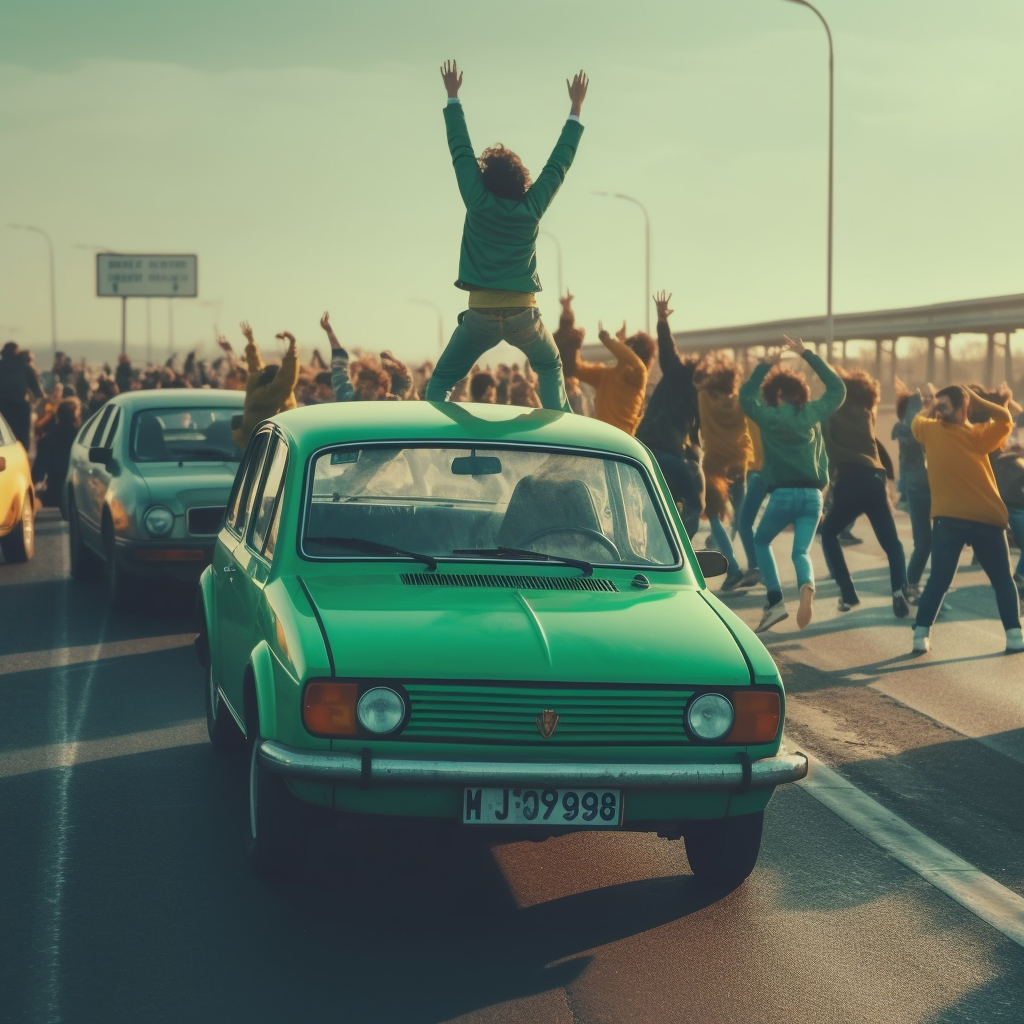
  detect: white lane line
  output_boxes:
[798,750,1024,949]
[0,721,207,779]
[0,633,195,677]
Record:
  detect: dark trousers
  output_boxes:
[820,470,907,604]
[650,448,704,539]
[905,485,932,586]
[915,516,1021,630]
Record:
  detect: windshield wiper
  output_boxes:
[305,536,437,571]
[453,547,593,578]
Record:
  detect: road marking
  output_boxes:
[0,721,207,779]
[0,633,195,677]
[799,750,1024,949]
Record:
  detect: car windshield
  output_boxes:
[303,445,679,567]
[129,408,241,463]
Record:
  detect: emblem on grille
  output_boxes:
[535,709,559,739]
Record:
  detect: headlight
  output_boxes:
[686,693,735,741]
[143,505,175,537]
[356,687,406,735]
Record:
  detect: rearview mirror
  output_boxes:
[451,455,502,476]
[89,447,114,466]
[695,549,729,579]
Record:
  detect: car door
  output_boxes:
[212,429,272,713]
[73,404,116,545]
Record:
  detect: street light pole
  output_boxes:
[781,0,834,349]
[410,299,445,354]
[9,223,57,356]
[594,193,651,333]
[539,230,563,300]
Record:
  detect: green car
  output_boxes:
[197,401,807,884]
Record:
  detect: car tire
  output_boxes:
[103,526,136,612]
[68,497,100,581]
[684,811,764,887]
[0,495,35,563]
[206,660,243,750]
[247,713,306,876]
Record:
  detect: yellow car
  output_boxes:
[0,412,35,563]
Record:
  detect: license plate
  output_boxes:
[462,787,622,827]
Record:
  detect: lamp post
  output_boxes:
[410,299,445,354]
[539,229,563,301]
[9,223,57,356]
[780,0,834,349]
[594,192,651,333]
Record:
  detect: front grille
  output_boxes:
[402,681,692,745]
[401,573,618,593]
[187,506,225,535]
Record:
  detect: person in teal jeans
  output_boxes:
[426,60,588,412]
[739,336,847,634]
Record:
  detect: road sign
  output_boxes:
[96,254,197,298]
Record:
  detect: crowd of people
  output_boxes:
[2,57,1022,656]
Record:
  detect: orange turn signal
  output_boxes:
[303,681,359,737]
[726,691,781,744]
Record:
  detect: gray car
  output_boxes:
[64,389,246,609]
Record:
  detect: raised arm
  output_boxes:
[239,320,263,381]
[553,291,584,377]
[440,60,487,209]
[265,333,300,406]
[522,71,587,218]
[653,291,683,375]
[964,384,1014,451]
[783,336,846,419]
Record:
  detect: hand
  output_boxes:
[441,59,462,98]
[217,335,232,353]
[275,331,296,346]
[653,290,674,323]
[759,345,782,366]
[922,381,937,402]
[559,290,575,314]
[240,320,254,343]
[781,334,806,357]
[566,69,588,117]
[615,321,627,343]
[320,311,332,333]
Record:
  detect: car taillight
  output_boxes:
[725,691,781,744]
[303,681,359,736]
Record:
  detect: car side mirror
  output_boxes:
[89,447,114,466]
[695,549,729,579]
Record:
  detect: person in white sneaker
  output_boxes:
[911,384,1023,655]
[739,336,846,634]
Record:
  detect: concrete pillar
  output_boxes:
[926,337,936,383]
[944,335,952,384]
[985,332,995,386]
[1006,331,1015,386]
[874,339,883,382]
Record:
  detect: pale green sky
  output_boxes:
[1,0,1021,364]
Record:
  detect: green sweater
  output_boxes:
[739,351,847,490]
[444,102,584,294]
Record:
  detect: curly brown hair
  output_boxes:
[694,356,740,397]
[837,369,880,410]
[478,145,532,200]
[626,332,656,367]
[761,367,810,409]
[351,358,391,394]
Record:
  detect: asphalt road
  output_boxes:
[2,510,1023,1024]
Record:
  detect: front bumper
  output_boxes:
[258,741,808,791]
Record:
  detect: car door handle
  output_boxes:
[222,565,236,573]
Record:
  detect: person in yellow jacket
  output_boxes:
[231,320,299,450]
[557,294,654,435]
[910,383,1022,654]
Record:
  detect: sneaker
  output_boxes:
[912,626,931,654]
[737,567,762,588]
[1006,628,1024,654]
[720,569,746,593]
[839,531,863,546]
[892,588,910,619]
[796,584,815,629]
[755,600,789,634]
[837,596,860,612]
[906,583,922,604]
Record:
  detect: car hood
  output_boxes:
[299,573,751,686]
[136,462,239,501]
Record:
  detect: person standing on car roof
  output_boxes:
[424,60,588,413]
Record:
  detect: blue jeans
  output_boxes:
[906,485,933,585]
[425,307,570,412]
[915,517,1021,630]
[707,476,745,575]
[754,487,824,603]
[737,470,768,570]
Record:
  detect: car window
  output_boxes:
[226,432,270,536]
[76,410,103,448]
[129,407,241,463]
[88,406,115,448]
[303,445,679,568]
[250,441,288,556]
[97,408,121,449]
[0,414,13,446]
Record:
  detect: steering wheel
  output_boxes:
[518,527,620,560]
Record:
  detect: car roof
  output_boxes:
[270,401,655,461]
[101,389,246,411]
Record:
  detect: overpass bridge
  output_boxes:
[579,293,1024,387]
